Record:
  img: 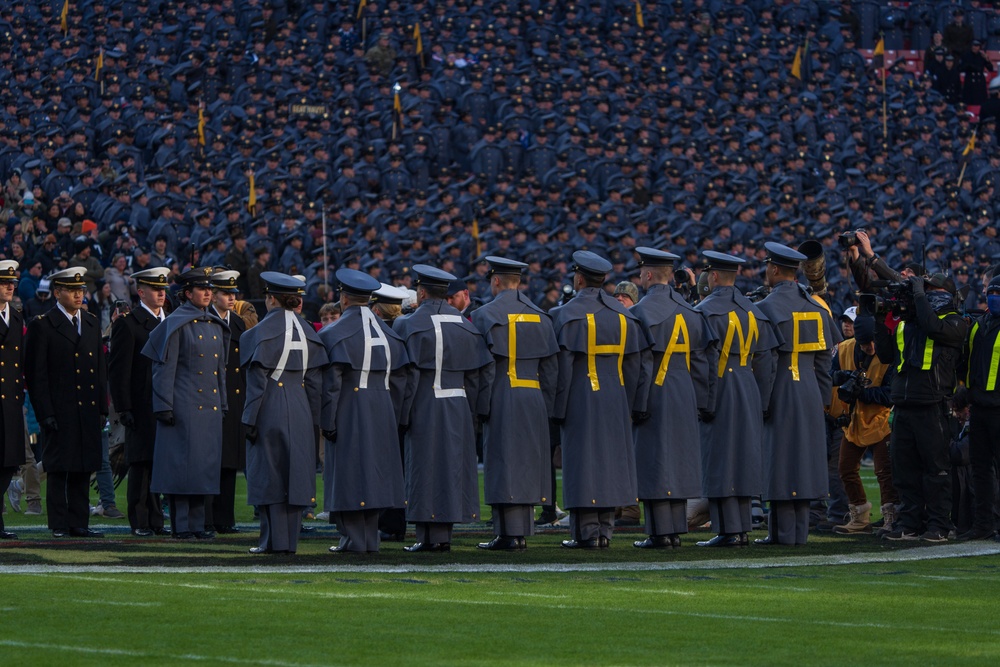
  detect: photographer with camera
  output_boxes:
[842,229,922,293]
[830,315,899,535]
[873,273,969,542]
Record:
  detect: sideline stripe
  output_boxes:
[0,541,997,575]
[0,640,332,667]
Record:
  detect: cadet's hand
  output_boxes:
[909,275,925,296]
[698,409,715,423]
[322,429,337,443]
[42,416,59,433]
[119,411,135,429]
[478,414,489,425]
[631,411,651,425]
[245,425,258,443]
[154,411,175,426]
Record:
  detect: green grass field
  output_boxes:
[2,554,1000,666]
[4,468,1000,665]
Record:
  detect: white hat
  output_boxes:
[49,267,87,288]
[0,260,19,282]
[840,306,857,322]
[209,269,240,292]
[133,267,171,288]
[373,282,409,305]
[37,278,51,293]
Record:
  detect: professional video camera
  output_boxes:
[858,280,915,319]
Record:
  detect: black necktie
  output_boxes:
[72,315,80,339]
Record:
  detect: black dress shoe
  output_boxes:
[739,532,749,546]
[300,525,316,534]
[152,527,169,535]
[561,538,600,549]
[669,534,682,548]
[215,525,240,534]
[248,546,272,554]
[131,528,154,537]
[379,530,405,542]
[52,530,70,538]
[477,536,526,551]
[598,536,611,548]
[633,535,673,549]
[194,531,216,540]
[404,542,450,553]
[69,528,103,538]
[0,530,18,540]
[696,533,742,547]
[173,531,196,540]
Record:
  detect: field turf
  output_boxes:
[3,470,1000,665]
[2,551,1000,666]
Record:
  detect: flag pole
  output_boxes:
[392,82,401,141]
[321,209,330,296]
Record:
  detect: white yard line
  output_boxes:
[67,599,162,607]
[0,541,997,574]
[0,640,333,667]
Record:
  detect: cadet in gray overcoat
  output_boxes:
[694,251,780,548]
[631,248,717,549]
[756,243,838,546]
[550,251,646,549]
[471,256,559,551]
[142,267,228,540]
[321,269,410,554]
[241,272,328,555]
[393,264,493,553]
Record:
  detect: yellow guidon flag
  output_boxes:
[356,0,367,20]
[197,104,206,146]
[791,44,804,80]
[873,37,885,72]
[963,132,976,157]
[635,0,644,28]
[247,172,257,216]
[60,0,69,33]
[471,218,482,258]
[414,22,423,55]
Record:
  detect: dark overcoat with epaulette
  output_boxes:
[25,308,107,472]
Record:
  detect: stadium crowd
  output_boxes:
[1,1,1000,551]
